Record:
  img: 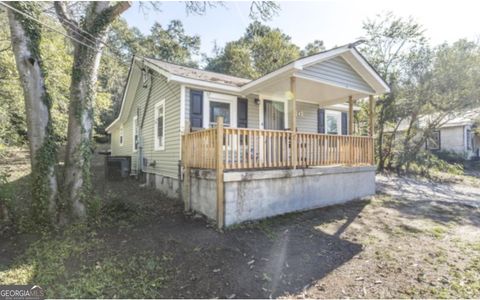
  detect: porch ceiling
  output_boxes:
[254,75,372,106]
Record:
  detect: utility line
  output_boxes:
[1,2,100,54]
[44,9,126,58]
[0,2,132,68]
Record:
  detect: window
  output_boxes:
[210,101,230,126]
[154,100,165,150]
[426,131,440,150]
[119,125,124,146]
[467,129,473,150]
[132,116,138,152]
[326,113,339,135]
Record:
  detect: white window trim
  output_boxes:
[154,100,166,151]
[204,92,237,128]
[132,116,138,152]
[325,110,342,135]
[119,125,124,146]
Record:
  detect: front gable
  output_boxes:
[297,56,375,94]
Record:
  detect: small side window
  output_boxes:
[426,130,441,150]
[119,125,124,146]
[154,100,165,151]
[133,116,138,152]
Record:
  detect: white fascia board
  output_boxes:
[142,59,172,80]
[350,49,390,94]
[106,58,138,133]
[297,47,351,69]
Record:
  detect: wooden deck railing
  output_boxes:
[182,119,374,170]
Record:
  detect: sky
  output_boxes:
[122,0,480,62]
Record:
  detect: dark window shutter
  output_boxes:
[341,112,348,135]
[237,98,248,128]
[318,109,325,133]
[190,90,203,128]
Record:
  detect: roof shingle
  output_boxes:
[144,58,252,87]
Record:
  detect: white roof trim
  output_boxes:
[350,49,390,93]
[294,47,351,69]
[105,58,136,133]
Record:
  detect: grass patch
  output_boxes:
[0,224,170,298]
[429,226,448,239]
[435,256,480,298]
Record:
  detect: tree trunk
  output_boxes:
[55,1,131,219]
[7,3,58,225]
[63,43,104,219]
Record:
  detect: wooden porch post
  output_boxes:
[368,95,375,137]
[182,136,191,211]
[291,77,297,169]
[216,116,225,229]
[368,95,375,164]
[348,95,354,135]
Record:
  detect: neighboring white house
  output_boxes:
[390,110,480,160]
[106,43,390,227]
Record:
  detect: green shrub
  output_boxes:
[402,151,464,176]
[434,150,466,164]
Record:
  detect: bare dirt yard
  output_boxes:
[1,147,479,298]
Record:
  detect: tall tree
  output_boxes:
[54,1,131,219]
[6,2,58,225]
[359,12,428,170]
[301,40,325,56]
[143,20,200,66]
[205,21,304,78]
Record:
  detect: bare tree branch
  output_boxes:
[249,1,280,21]
[97,1,131,25]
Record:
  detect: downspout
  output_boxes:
[139,65,154,174]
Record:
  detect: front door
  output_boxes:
[264,100,284,130]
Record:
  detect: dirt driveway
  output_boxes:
[1,149,479,298]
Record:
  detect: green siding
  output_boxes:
[110,71,181,179]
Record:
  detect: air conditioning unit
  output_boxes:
[106,156,131,180]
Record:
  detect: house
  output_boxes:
[106,43,390,227]
[432,111,480,159]
[391,110,480,160]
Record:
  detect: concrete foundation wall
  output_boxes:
[189,170,217,220]
[146,172,180,199]
[187,166,376,227]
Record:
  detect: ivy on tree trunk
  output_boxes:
[54,1,131,220]
[7,2,58,226]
